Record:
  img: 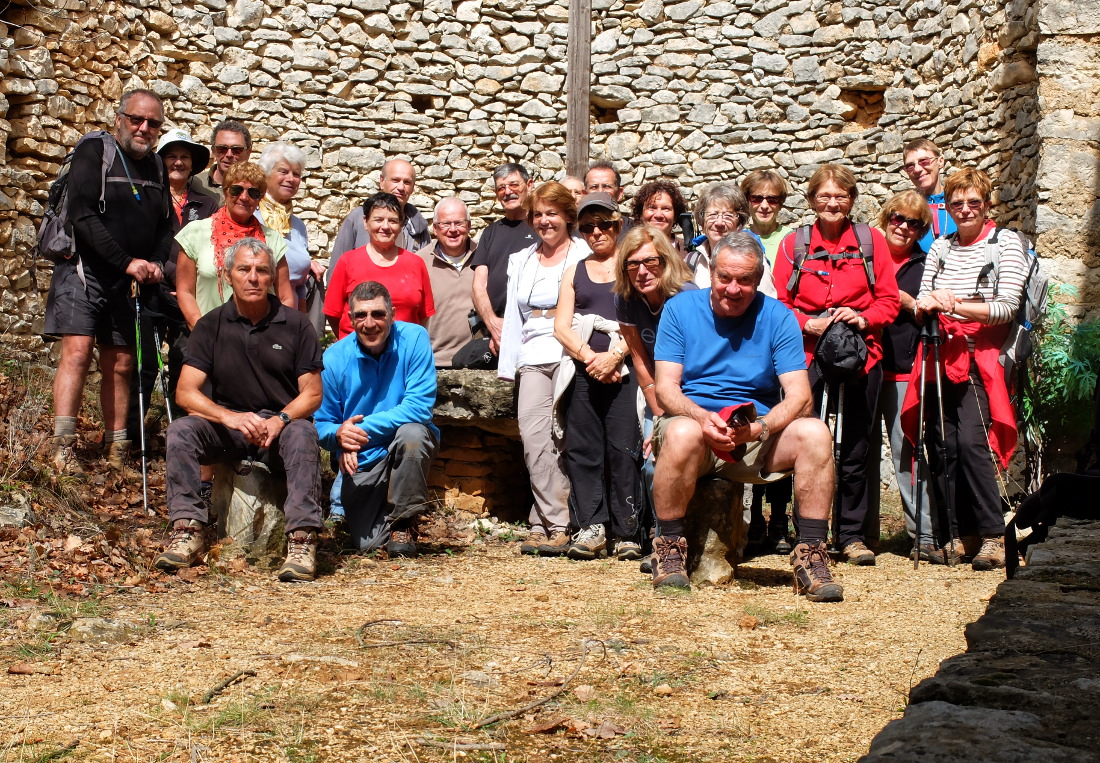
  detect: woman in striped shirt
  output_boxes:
[913,167,1028,571]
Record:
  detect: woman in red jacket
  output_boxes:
[772,164,900,565]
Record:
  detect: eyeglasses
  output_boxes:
[434,220,469,230]
[119,112,164,130]
[903,156,938,173]
[351,309,390,321]
[888,212,925,230]
[948,199,986,212]
[214,144,247,156]
[748,194,782,205]
[578,220,617,235]
[814,194,851,204]
[227,185,262,200]
[625,256,663,271]
[704,212,738,224]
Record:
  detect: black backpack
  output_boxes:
[785,222,876,299]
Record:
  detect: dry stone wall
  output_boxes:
[0,0,1091,361]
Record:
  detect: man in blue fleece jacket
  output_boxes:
[315,280,439,555]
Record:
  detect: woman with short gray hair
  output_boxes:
[688,182,770,292]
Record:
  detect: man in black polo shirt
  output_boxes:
[470,162,536,354]
[155,238,325,582]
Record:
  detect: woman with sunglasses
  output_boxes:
[688,183,761,291]
[552,193,643,560]
[176,161,295,330]
[911,167,1029,571]
[772,164,900,567]
[872,191,936,561]
[324,192,435,339]
[742,170,792,279]
[499,182,590,557]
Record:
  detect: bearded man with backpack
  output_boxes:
[41,89,172,475]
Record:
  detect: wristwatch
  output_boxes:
[277,412,291,426]
[756,418,770,442]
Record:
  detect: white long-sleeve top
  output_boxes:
[918,226,1029,325]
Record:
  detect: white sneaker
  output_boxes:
[566,524,606,560]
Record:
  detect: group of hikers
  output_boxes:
[41,89,1032,602]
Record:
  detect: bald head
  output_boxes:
[381,159,415,205]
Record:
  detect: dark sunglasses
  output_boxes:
[888,212,925,230]
[351,309,389,321]
[119,111,164,130]
[625,256,663,271]
[578,220,617,235]
[748,194,782,205]
[214,144,247,155]
[227,185,262,200]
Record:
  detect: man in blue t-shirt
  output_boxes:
[649,231,843,602]
[902,138,956,251]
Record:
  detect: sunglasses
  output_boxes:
[578,220,617,235]
[214,144,247,156]
[227,185,262,200]
[119,112,164,130]
[949,199,986,211]
[903,156,938,173]
[625,256,663,271]
[748,194,782,205]
[351,309,389,321]
[888,212,925,230]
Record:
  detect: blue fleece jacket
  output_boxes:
[315,322,438,469]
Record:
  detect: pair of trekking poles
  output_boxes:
[131,280,173,517]
[817,312,959,567]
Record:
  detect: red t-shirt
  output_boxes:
[323,246,436,338]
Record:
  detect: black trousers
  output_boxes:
[811,364,882,547]
[922,362,1006,539]
[126,318,187,442]
[562,362,643,541]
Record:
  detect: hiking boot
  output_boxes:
[972,535,1006,571]
[768,513,791,555]
[105,440,141,480]
[50,435,84,477]
[567,524,607,560]
[942,538,968,566]
[520,531,548,556]
[537,530,571,557]
[842,540,876,566]
[910,544,945,565]
[652,535,690,589]
[278,529,318,582]
[154,519,205,571]
[639,554,653,575]
[614,539,644,561]
[791,542,844,602]
[386,526,418,558]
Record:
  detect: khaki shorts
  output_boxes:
[652,414,792,485]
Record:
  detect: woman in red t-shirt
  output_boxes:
[324,192,434,338]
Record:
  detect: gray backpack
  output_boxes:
[36,130,118,265]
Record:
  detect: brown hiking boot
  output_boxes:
[791,542,844,602]
[105,440,141,480]
[50,435,84,477]
[842,539,876,566]
[154,519,205,571]
[278,530,318,582]
[971,535,1005,571]
[520,531,548,556]
[537,530,571,556]
[386,526,418,558]
[942,538,969,565]
[910,544,945,565]
[652,535,689,589]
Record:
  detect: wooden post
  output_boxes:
[566,0,591,177]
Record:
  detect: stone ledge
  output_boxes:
[433,369,518,436]
[861,517,1100,761]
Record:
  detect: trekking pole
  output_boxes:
[829,381,845,554]
[151,324,173,424]
[912,325,931,570]
[927,312,959,566]
[131,281,151,517]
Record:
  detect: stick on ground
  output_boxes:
[471,639,600,729]
[201,669,256,704]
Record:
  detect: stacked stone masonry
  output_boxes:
[1,0,1096,359]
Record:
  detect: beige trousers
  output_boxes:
[516,363,571,534]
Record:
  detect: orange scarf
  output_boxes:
[210,207,265,300]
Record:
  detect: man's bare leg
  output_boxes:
[650,417,710,589]
[99,345,134,435]
[53,335,95,420]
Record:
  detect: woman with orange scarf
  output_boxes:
[908,167,1029,571]
[175,161,296,330]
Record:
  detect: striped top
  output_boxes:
[918,227,1028,325]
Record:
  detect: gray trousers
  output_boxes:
[332,423,438,551]
[516,363,571,535]
[165,414,322,533]
[871,379,934,545]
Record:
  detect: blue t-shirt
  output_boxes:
[918,192,957,253]
[654,289,806,414]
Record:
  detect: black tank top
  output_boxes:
[573,258,617,353]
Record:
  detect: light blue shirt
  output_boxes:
[918,192,957,253]
[315,321,438,468]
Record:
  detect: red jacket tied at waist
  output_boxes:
[900,315,1016,469]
